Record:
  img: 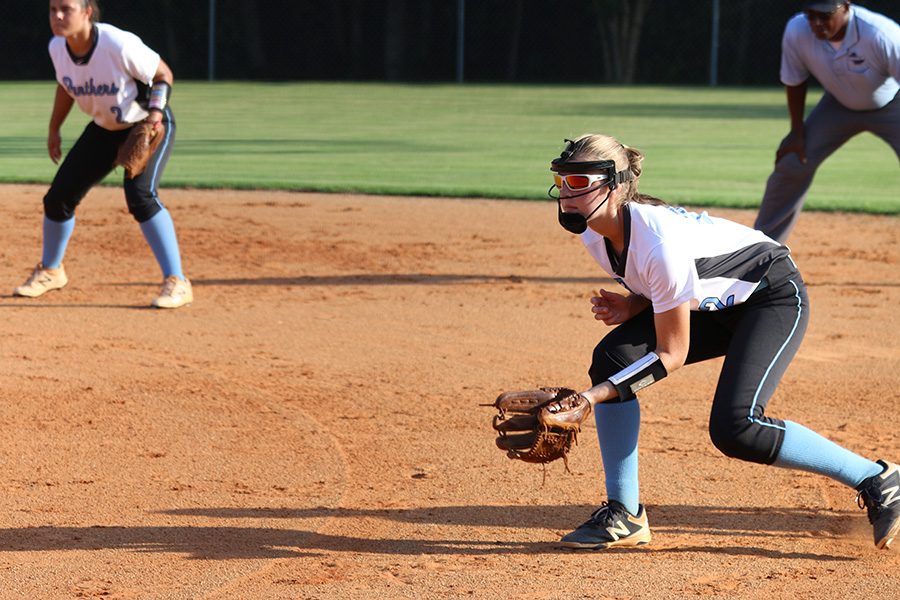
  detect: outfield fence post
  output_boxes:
[456,0,465,83]
[208,0,216,81]
[709,0,720,86]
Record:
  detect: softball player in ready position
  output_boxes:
[549,134,899,550]
[14,0,192,308]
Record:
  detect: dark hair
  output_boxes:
[84,0,101,23]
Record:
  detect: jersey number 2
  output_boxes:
[110,106,126,124]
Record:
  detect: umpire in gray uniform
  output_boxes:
[755,1,900,242]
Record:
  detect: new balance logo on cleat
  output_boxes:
[857,460,900,549]
[878,463,900,507]
[560,501,651,550]
[606,519,632,541]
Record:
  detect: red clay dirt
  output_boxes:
[0,184,898,599]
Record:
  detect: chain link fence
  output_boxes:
[6,1,899,84]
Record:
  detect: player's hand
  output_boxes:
[590,289,633,326]
[775,129,806,164]
[48,130,62,164]
[146,109,164,129]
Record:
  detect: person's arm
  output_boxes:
[580,301,691,406]
[48,83,74,164]
[785,82,807,132]
[145,58,173,126]
[650,302,691,373]
[775,82,809,164]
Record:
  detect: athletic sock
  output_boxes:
[595,400,641,515]
[774,420,882,488]
[41,216,75,269]
[139,209,184,279]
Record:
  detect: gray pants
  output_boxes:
[754,91,900,243]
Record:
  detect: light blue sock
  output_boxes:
[41,216,75,268]
[595,400,641,515]
[774,421,882,488]
[139,209,184,279]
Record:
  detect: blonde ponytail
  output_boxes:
[569,134,667,207]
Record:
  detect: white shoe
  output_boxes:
[13,263,68,297]
[152,275,193,309]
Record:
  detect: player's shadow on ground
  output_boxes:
[0,273,612,309]
[4,276,898,300]
[0,506,856,561]
[114,275,900,288]
[0,301,158,310]
[121,274,614,287]
[162,503,859,543]
[0,503,838,561]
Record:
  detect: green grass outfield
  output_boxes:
[1,82,897,213]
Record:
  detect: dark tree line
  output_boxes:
[6,1,899,84]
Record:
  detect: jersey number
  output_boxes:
[110,106,126,124]
[699,294,735,311]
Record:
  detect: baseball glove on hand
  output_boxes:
[116,120,164,179]
[492,387,592,470]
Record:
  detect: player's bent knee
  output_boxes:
[42,193,75,222]
[708,418,775,465]
[773,153,817,178]
[708,421,752,460]
[124,189,162,223]
[129,203,162,223]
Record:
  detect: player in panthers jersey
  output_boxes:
[14,0,192,308]
[548,133,899,550]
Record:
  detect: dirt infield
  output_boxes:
[0,184,898,599]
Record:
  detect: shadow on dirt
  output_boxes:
[0,504,855,560]
[159,503,858,534]
[107,274,616,287]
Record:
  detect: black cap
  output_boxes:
[804,1,847,12]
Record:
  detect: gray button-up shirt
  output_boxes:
[780,5,900,111]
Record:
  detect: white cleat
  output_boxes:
[152,275,193,309]
[13,263,68,297]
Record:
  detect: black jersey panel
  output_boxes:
[605,205,632,277]
[694,243,791,283]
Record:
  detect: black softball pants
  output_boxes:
[43,106,176,224]
[588,258,809,465]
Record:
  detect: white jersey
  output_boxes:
[581,203,790,313]
[780,6,900,111]
[49,23,160,131]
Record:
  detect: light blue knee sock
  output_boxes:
[595,400,641,515]
[139,209,184,279]
[774,421,882,488]
[42,216,75,269]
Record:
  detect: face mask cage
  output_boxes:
[550,139,622,191]
[548,139,636,234]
